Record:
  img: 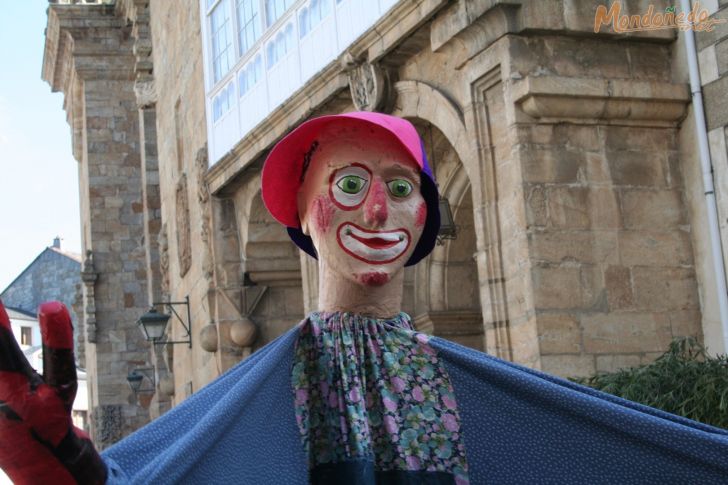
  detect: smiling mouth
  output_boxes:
[337,223,411,264]
[349,233,400,250]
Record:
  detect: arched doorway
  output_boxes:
[404,120,485,351]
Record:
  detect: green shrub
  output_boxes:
[573,337,728,429]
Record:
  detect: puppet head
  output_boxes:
[262,112,440,286]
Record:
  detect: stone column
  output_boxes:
[43,3,152,446]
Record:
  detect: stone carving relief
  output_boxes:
[195,145,214,283]
[176,174,192,277]
[345,60,392,112]
[158,222,170,298]
[134,79,157,108]
[93,404,122,450]
[80,250,98,344]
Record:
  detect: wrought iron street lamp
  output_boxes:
[126,367,155,395]
[137,296,192,348]
[437,196,457,244]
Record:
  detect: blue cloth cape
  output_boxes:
[102,320,728,484]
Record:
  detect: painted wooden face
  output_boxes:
[298,126,427,286]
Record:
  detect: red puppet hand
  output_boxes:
[0,300,107,484]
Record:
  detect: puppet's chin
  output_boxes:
[356,271,391,287]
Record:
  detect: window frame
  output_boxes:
[20,326,33,346]
[208,0,236,84]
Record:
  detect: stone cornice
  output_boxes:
[43,4,131,89]
[42,3,136,161]
[430,0,676,69]
[205,0,449,196]
[512,75,690,126]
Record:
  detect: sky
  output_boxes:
[0,1,82,292]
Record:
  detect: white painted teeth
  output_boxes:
[338,224,409,263]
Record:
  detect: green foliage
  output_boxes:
[574,337,728,429]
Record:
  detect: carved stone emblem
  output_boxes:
[347,61,392,112]
[134,78,157,108]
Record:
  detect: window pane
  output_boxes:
[236,0,261,57]
[299,8,308,38]
[21,326,32,346]
[210,0,234,83]
[266,0,294,26]
[266,42,275,66]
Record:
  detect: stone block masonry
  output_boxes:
[43,3,152,447]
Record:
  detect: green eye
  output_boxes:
[336,175,366,194]
[387,179,413,198]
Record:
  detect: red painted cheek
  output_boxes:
[358,271,390,287]
[415,201,427,228]
[364,180,388,226]
[311,195,337,234]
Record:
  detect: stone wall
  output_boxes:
[148,0,218,401]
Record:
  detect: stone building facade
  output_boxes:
[43,0,728,445]
[1,239,82,329]
[1,239,84,356]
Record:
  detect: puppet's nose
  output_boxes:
[364,179,388,227]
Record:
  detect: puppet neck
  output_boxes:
[317,258,404,318]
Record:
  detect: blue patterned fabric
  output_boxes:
[102,314,728,484]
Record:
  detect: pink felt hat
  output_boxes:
[261,111,440,266]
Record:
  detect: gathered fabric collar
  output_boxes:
[306,311,414,331]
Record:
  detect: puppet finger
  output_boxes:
[38,302,77,410]
[0,300,36,379]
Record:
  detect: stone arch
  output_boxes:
[236,188,304,350]
[400,117,485,351]
[390,80,485,350]
[391,80,478,185]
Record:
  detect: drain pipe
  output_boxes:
[680,0,728,353]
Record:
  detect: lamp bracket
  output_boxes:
[151,296,192,348]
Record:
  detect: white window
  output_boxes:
[265,0,295,27]
[212,82,236,122]
[266,22,294,68]
[299,0,331,38]
[210,0,235,82]
[239,54,263,96]
[236,0,262,56]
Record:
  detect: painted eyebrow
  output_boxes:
[328,161,419,180]
[383,163,419,179]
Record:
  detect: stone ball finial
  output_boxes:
[159,375,175,397]
[199,324,218,353]
[230,317,257,348]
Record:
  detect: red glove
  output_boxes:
[0,300,107,484]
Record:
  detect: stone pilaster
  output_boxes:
[43,3,152,447]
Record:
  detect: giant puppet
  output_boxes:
[1,113,727,484]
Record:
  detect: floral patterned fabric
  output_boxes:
[292,311,469,484]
